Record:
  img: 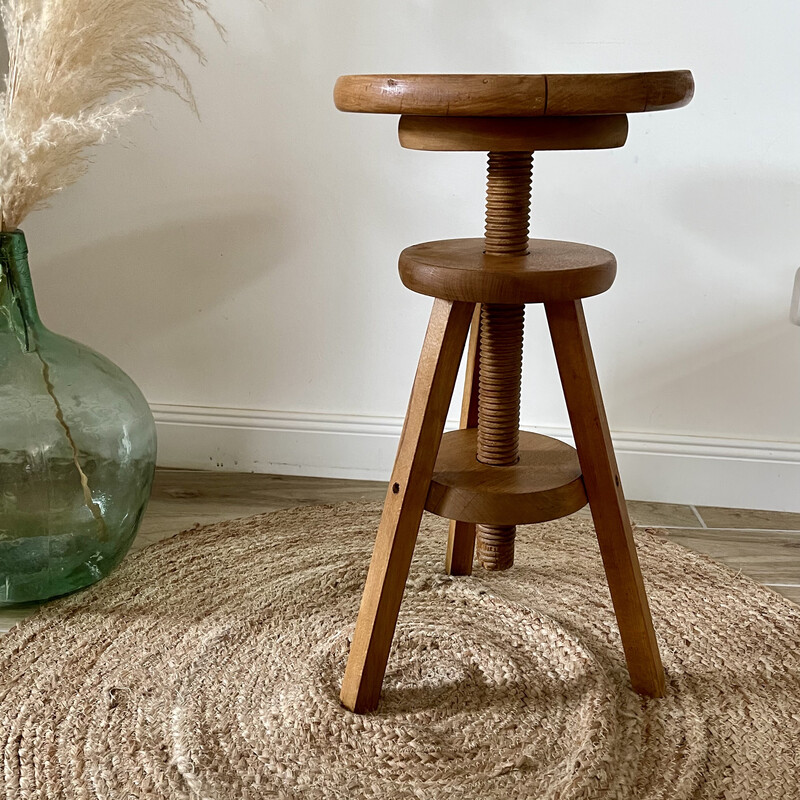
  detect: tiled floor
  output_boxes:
[2,469,799,632]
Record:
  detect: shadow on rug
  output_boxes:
[1,502,799,798]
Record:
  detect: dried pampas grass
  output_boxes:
[0,0,222,230]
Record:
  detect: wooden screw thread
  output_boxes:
[475,525,516,571]
[476,303,524,466]
[476,152,532,571]
[484,152,532,256]
[476,303,524,570]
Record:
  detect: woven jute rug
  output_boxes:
[1,502,799,799]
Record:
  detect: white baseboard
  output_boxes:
[151,404,800,513]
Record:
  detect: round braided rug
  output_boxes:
[1,502,799,799]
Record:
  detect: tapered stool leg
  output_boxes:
[340,298,474,713]
[445,305,481,576]
[545,299,666,697]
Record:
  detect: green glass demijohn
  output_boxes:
[0,230,157,604]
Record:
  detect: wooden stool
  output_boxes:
[334,72,694,713]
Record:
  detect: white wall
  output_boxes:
[14,1,800,509]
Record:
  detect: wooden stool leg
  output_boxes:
[545,299,666,698]
[340,298,475,713]
[445,305,481,576]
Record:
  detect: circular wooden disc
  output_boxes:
[426,429,588,525]
[399,239,616,304]
[398,114,629,152]
[334,72,694,117]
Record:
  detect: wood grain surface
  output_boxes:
[1,473,797,636]
[427,429,588,525]
[334,72,693,117]
[398,114,629,152]
[399,238,616,304]
[445,306,482,576]
[546,299,665,697]
[340,298,474,713]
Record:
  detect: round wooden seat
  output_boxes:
[334,72,694,117]
[399,238,616,303]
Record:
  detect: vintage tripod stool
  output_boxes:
[334,72,694,713]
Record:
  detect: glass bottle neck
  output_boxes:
[0,230,42,351]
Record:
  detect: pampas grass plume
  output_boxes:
[0,0,221,230]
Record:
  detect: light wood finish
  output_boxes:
[340,298,474,713]
[2,475,797,637]
[399,238,616,304]
[132,471,387,549]
[334,72,694,117]
[427,429,587,525]
[399,114,629,152]
[445,306,481,576]
[139,474,794,539]
[0,606,38,634]
[625,501,701,528]
[695,506,800,532]
[772,585,800,604]
[546,299,665,697]
[650,528,800,584]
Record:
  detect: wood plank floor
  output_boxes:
[2,469,799,633]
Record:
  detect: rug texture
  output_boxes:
[1,502,799,799]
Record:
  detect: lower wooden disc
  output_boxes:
[426,429,588,525]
